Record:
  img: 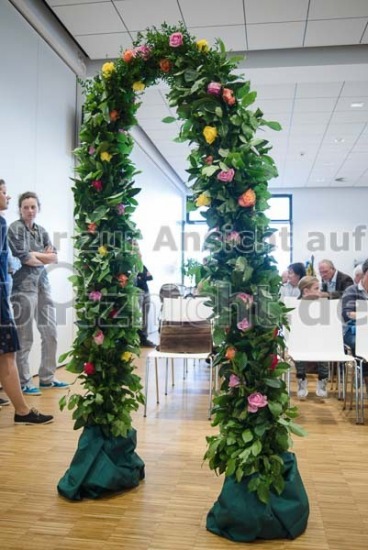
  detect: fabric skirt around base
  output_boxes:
[206,452,309,542]
[57,426,145,500]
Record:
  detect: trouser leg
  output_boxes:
[295,361,306,379]
[36,286,57,384]
[317,362,329,380]
[11,291,36,386]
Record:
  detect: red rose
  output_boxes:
[83,362,95,375]
[122,49,134,62]
[109,109,120,122]
[204,155,213,165]
[117,274,129,287]
[270,355,279,370]
[87,222,97,233]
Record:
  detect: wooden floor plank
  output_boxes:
[1,352,368,549]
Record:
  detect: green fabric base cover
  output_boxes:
[57,426,145,500]
[206,452,309,542]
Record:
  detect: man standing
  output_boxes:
[318,259,353,299]
[136,265,156,347]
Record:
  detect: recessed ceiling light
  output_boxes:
[350,102,364,108]
[334,137,345,143]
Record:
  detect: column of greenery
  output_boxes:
[57,23,309,540]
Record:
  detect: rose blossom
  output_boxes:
[229,374,241,388]
[222,88,236,106]
[88,146,95,155]
[87,222,97,233]
[91,180,103,192]
[159,59,171,73]
[83,362,95,375]
[217,168,235,182]
[169,32,183,47]
[270,354,279,370]
[225,347,236,360]
[207,82,222,96]
[238,188,256,208]
[118,274,129,287]
[133,45,151,60]
[116,203,126,215]
[247,392,268,413]
[93,330,104,346]
[89,290,102,302]
[237,293,253,304]
[237,318,251,331]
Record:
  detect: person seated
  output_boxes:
[295,276,329,399]
[318,259,353,299]
[342,258,368,389]
[280,262,306,299]
[353,264,363,285]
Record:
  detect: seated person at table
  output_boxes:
[280,262,306,299]
[319,259,353,299]
[295,276,329,400]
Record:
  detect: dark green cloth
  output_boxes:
[206,452,309,542]
[57,426,145,500]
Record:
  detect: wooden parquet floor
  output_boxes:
[1,352,368,550]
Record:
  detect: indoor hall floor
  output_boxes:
[0,353,368,550]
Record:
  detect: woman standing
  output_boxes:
[8,192,68,395]
[0,180,53,423]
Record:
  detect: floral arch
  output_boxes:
[58,23,308,540]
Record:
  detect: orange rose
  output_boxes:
[238,189,256,208]
[117,274,129,287]
[225,347,236,360]
[222,88,236,106]
[159,59,171,73]
[87,222,97,233]
[122,49,134,62]
[109,109,120,122]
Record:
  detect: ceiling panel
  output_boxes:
[114,0,183,30]
[308,0,368,20]
[304,19,367,47]
[179,0,245,27]
[52,3,126,35]
[244,0,309,24]
[188,25,247,51]
[247,22,305,49]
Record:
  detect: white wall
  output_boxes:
[273,187,368,277]
[0,0,76,374]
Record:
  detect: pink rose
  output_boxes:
[116,203,126,215]
[217,169,235,182]
[237,293,253,304]
[229,374,241,388]
[226,231,240,243]
[83,362,95,376]
[88,146,95,155]
[237,318,251,331]
[93,330,104,345]
[207,82,222,95]
[247,392,268,413]
[133,45,151,60]
[169,32,183,47]
[89,290,102,302]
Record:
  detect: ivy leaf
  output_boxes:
[162,116,176,123]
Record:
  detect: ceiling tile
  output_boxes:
[53,3,126,35]
[179,0,245,27]
[362,24,368,43]
[187,25,247,51]
[247,22,305,50]
[304,19,367,47]
[114,0,182,31]
[295,82,343,98]
[244,0,309,24]
[253,83,296,99]
[335,96,368,111]
[294,97,337,112]
[76,33,132,59]
[309,0,368,20]
[341,82,368,96]
[330,110,368,123]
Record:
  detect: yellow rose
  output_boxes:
[132,81,145,92]
[100,151,112,162]
[196,193,211,207]
[121,351,133,362]
[98,245,108,256]
[196,39,209,52]
[101,62,115,79]
[203,125,218,144]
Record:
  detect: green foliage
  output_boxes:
[64,22,304,500]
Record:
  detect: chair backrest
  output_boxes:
[285,298,345,356]
[159,297,213,353]
[162,296,212,323]
[159,283,182,303]
[355,308,368,358]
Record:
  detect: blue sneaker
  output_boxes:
[22,384,42,396]
[40,379,69,389]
